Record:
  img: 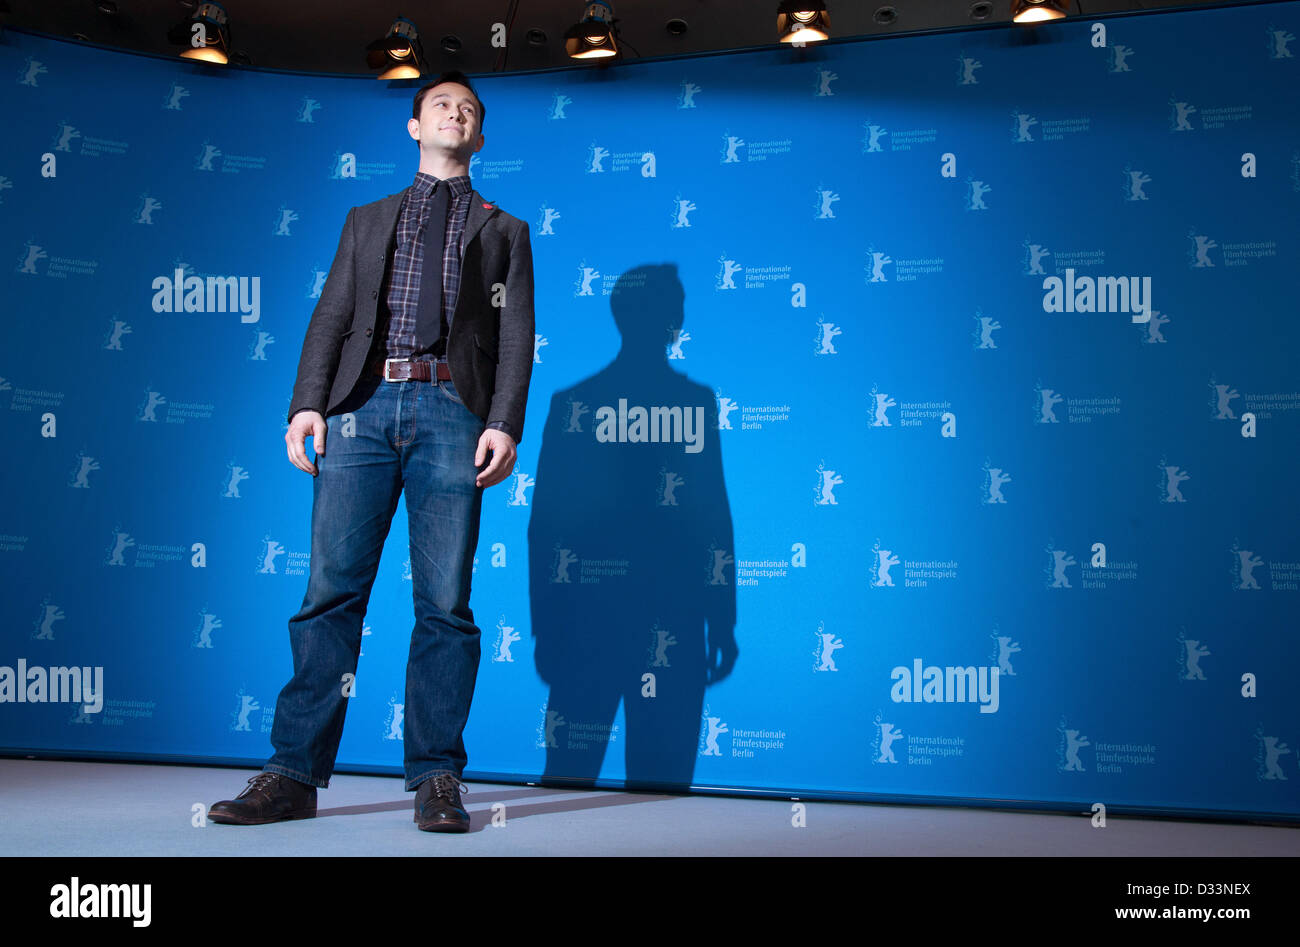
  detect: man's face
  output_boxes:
[408,82,484,159]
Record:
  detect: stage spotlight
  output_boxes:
[1012,0,1068,23]
[169,1,231,65]
[778,1,830,44]
[366,16,424,79]
[564,1,619,59]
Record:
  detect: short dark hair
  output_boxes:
[412,71,486,131]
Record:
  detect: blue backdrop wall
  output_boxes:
[2,2,1298,820]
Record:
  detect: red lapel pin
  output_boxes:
[482,202,494,209]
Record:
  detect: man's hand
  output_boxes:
[475,428,516,488]
[286,410,327,476]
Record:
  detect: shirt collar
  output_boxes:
[411,171,471,199]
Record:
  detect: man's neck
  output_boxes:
[417,151,471,180]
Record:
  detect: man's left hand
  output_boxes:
[475,428,517,488]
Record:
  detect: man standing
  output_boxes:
[210,71,534,833]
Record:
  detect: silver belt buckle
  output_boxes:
[383,357,409,382]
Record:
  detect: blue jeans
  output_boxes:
[264,370,485,792]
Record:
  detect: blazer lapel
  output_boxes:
[461,189,498,251]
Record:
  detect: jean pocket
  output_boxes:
[440,378,466,405]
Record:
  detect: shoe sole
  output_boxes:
[416,819,469,833]
[208,808,316,826]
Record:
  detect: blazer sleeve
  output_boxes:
[486,217,536,444]
[287,207,357,422]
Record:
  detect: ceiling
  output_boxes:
[0,0,1282,76]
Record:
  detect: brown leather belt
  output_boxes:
[372,357,451,382]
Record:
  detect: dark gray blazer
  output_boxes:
[287,186,535,444]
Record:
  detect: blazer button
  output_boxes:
[371,290,378,299]
[365,328,372,337]
[377,254,384,262]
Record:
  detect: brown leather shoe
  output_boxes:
[209,772,317,825]
[414,773,470,833]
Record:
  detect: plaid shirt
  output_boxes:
[382,171,473,361]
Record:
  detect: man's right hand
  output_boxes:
[286,410,327,476]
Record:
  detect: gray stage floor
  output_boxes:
[1,759,1296,856]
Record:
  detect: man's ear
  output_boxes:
[473,133,485,154]
[407,117,420,143]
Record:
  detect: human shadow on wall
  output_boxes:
[527,263,737,793]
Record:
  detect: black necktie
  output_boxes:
[415,181,450,355]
